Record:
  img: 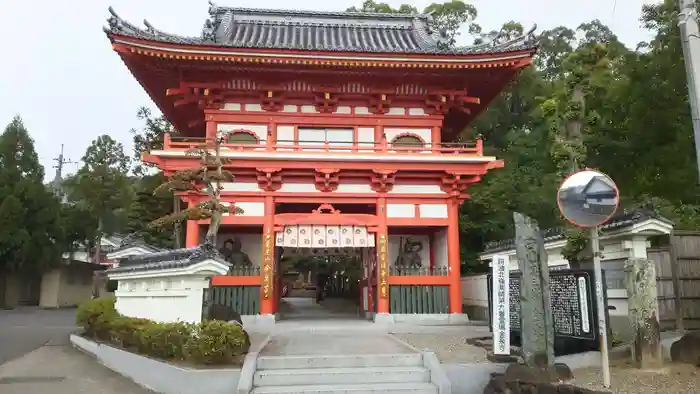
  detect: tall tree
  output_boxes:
[0,117,66,303]
[67,135,132,262]
[129,106,183,246]
[149,138,242,245]
[124,173,175,248]
[346,0,479,48]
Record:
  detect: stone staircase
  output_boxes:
[251,353,438,394]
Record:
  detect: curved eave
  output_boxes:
[107,33,536,69]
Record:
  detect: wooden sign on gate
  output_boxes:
[378,234,388,299]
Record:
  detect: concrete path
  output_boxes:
[0,343,154,394]
[0,307,79,365]
[0,307,154,393]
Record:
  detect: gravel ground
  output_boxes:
[391,333,700,393]
[391,333,489,363]
[571,362,699,394]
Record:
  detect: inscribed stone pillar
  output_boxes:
[514,212,555,367]
[625,258,663,369]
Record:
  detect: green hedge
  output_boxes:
[76,297,250,365]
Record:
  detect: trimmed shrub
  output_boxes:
[183,320,251,365]
[110,316,152,350]
[138,322,193,360]
[76,297,118,340]
[75,297,250,366]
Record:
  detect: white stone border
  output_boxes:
[70,334,242,394]
[375,313,470,325]
[235,334,272,394]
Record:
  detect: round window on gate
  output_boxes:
[391,134,423,148]
[226,130,259,144]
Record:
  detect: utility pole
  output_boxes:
[678,0,700,183]
[52,144,77,183]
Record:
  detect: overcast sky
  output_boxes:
[0,0,657,180]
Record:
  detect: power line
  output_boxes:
[52,144,77,182]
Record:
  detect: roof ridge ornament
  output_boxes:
[208,0,219,16]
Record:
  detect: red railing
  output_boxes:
[162,134,484,156]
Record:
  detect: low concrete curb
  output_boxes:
[236,334,272,394]
[375,313,470,326]
[70,334,241,394]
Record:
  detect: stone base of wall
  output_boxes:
[463,304,489,321]
[374,313,470,325]
[70,334,241,394]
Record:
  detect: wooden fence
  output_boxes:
[649,232,700,331]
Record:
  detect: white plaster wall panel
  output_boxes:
[335,184,374,193]
[390,184,444,194]
[218,124,267,142]
[434,228,448,268]
[300,105,318,113]
[219,182,260,192]
[234,202,265,217]
[326,128,354,152]
[355,106,370,115]
[357,127,376,152]
[461,275,488,307]
[388,234,431,269]
[276,125,295,151]
[282,105,298,113]
[387,107,406,115]
[222,103,241,111]
[337,106,352,114]
[387,204,415,218]
[384,128,431,143]
[244,103,263,112]
[279,183,318,193]
[419,204,448,219]
[114,276,211,324]
[408,108,426,116]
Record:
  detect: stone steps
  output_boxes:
[257,353,423,369]
[251,382,438,394]
[251,353,437,394]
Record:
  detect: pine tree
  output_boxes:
[0,116,65,274]
[124,173,175,248]
[149,138,242,245]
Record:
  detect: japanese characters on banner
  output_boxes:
[276,225,375,248]
[378,234,388,299]
[492,255,510,355]
[262,230,274,300]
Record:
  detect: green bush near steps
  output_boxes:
[76,297,250,365]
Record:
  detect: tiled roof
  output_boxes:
[483,209,673,253]
[104,3,538,55]
[107,243,230,274]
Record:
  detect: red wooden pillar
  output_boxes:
[260,196,275,315]
[376,197,389,314]
[447,199,462,313]
[185,220,200,247]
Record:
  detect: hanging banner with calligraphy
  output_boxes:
[261,230,274,300]
[491,255,510,355]
[378,234,388,299]
[276,225,375,248]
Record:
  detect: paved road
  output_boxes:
[0,308,153,393]
[0,308,79,365]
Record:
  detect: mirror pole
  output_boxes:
[591,226,611,388]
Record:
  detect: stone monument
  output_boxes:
[514,212,555,367]
[625,258,662,369]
